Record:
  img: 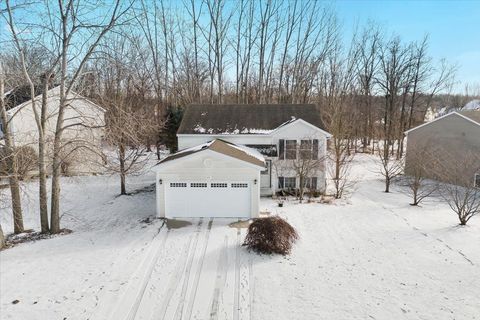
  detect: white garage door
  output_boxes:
[165,181,251,218]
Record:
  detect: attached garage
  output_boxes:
[153,139,265,218]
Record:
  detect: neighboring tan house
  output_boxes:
[405,110,480,188]
[1,86,105,175]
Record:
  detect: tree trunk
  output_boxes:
[119,144,127,195]
[39,80,49,233]
[9,173,24,234]
[50,92,67,234]
[0,67,24,234]
[50,155,62,233]
[385,177,390,193]
[0,224,5,249]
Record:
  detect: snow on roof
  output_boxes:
[463,99,480,111]
[227,143,266,163]
[155,139,265,168]
[178,104,326,135]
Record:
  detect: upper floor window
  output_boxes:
[300,140,312,159]
[285,140,297,159]
[475,174,480,188]
[279,139,319,160]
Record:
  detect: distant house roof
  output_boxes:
[177,104,326,135]
[3,84,47,110]
[5,85,106,114]
[405,110,480,135]
[156,139,265,168]
[459,110,480,124]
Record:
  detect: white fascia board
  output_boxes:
[272,118,332,138]
[405,112,480,135]
[153,149,264,173]
[177,133,269,137]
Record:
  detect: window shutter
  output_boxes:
[312,139,319,160]
[311,177,318,190]
[279,139,285,160]
[278,177,284,189]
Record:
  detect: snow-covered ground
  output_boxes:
[1,154,479,319]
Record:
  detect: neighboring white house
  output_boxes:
[176,104,332,197]
[153,139,265,218]
[1,86,106,175]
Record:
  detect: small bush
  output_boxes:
[243,216,299,255]
[0,146,38,180]
[15,146,38,179]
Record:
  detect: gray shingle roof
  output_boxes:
[177,104,325,134]
[459,110,480,125]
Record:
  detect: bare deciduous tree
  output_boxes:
[402,148,439,206]
[439,151,480,225]
[377,142,404,193]
[0,62,24,234]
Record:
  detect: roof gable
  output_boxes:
[155,139,265,169]
[405,111,480,135]
[177,104,326,135]
[6,86,105,114]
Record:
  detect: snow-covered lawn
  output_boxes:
[1,155,479,319]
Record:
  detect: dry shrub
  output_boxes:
[243,216,299,255]
[0,146,38,180]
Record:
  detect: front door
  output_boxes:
[260,160,271,188]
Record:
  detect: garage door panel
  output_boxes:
[165,181,251,218]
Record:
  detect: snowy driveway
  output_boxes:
[92,218,253,320]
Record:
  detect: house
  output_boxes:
[154,104,331,218]
[177,104,331,196]
[405,110,480,187]
[153,139,265,218]
[1,86,105,175]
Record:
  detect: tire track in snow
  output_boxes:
[248,251,254,320]
[210,236,229,320]
[103,220,168,320]
[154,219,203,320]
[233,227,241,320]
[238,228,252,320]
[185,218,214,320]
[125,227,171,320]
[173,218,206,320]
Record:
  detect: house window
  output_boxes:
[278,177,296,189]
[300,140,312,159]
[475,174,480,188]
[211,183,228,188]
[303,177,318,190]
[191,183,207,188]
[231,183,248,188]
[170,182,187,187]
[285,140,297,159]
